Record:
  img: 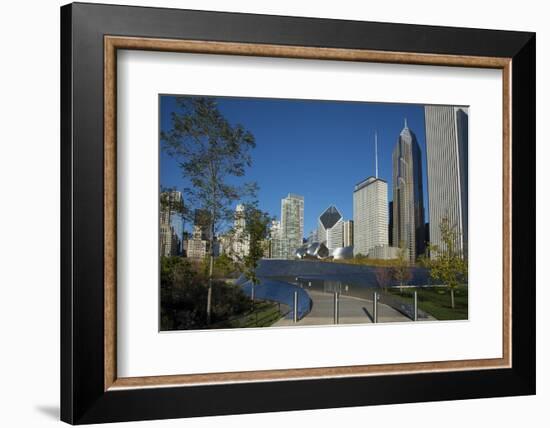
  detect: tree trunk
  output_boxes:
[450,288,455,309]
[206,253,213,325]
[206,224,215,325]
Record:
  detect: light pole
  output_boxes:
[293,291,298,323]
[333,292,340,325]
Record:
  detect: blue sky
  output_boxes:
[160,95,428,238]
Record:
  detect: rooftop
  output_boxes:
[354,176,387,192]
[319,205,343,230]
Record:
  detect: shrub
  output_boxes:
[160,256,252,330]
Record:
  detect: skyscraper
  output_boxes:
[269,219,283,258]
[353,131,388,257]
[318,205,344,251]
[392,119,425,262]
[185,209,212,259]
[160,223,180,257]
[343,220,354,247]
[160,190,182,220]
[160,190,183,257]
[353,177,388,256]
[224,204,250,261]
[192,209,212,241]
[388,201,394,247]
[280,193,304,259]
[425,106,468,258]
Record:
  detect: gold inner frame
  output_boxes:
[104,35,512,391]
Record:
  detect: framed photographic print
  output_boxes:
[60,2,536,424]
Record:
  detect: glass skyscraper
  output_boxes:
[392,120,425,262]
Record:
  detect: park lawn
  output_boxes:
[388,285,468,321]
[227,301,285,328]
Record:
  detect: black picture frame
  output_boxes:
[61,2,535,424]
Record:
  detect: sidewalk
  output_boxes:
[273,290,412,326]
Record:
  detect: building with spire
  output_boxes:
[392,119,426,262]
[424,106,468,259]
[353,132,389,256]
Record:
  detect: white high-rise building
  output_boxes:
[280,193,304,259]
[425,106,468,258]
[327,222,344,250]
[269,219,284,258]
[353,177,388,256]
[186,237,208,260]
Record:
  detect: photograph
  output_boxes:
[50,1,537,424]
[159,95,469,331]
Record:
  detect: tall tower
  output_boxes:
[392,119,425,262]
[280,193,304,259]
[424,106,468,258]
[353,132,389,257]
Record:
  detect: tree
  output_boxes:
[160,186,186,224]
[427,217,468,309]
[374,266,393,292]
[213,253,238,279]
[161,97,257,324]
[392,244,412,292]
[239,203,272,303]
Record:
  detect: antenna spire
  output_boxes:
[404,117,408,128]
[375,131,379,179]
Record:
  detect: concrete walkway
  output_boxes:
[273,290,411,327]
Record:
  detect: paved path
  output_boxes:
[273,290,411,327]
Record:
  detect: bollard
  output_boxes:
[413,291,418,321]
[333,292,340,325]
[293,290,298,323]
[373,291,378,323]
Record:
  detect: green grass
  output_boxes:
[226,301,286,328]
[387,285,468,320]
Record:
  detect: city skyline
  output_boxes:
[158,95,470,331]
[160,95,436,239]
